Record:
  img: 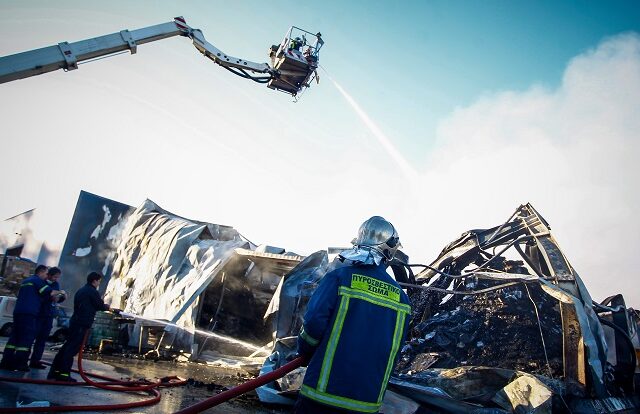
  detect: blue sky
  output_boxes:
[1,1,639,304]
[285,0,640,162]
[338,0,640,162]
[2,1,638,164]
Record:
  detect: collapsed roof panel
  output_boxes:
[104,199,248,329]
[58,190,134,308]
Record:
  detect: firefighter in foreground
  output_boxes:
[295,217,411,414]
[48,271,112,381]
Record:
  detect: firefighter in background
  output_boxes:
[289,36,303,52]
[48,271,113,382]
[295,217,411,414]
[0,265,63,371]
[29,266,66,369]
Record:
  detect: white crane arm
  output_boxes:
[0,17,323,96]
[187,28,273,75]
[0,21,183,84]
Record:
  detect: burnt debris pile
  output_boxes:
[387,204,640,413]
[399,280,563,376]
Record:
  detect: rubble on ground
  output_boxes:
[399,280,563,377]
[388,204,640,412]
[257,203,640,413]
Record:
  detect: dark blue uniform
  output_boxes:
[0,275,53,370]
[296,263,411,413]
[49,283,108,379]
[30,280,63,365]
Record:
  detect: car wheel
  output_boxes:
[0,322,13,337]
[52,329,68,343]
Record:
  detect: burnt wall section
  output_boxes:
[197,254,264,343]
[58,191,133,309]
[197,248,306,348]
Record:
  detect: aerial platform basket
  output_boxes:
[268,26,323,96]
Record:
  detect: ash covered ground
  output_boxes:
[0,336,291,413]
[94,353,292,413]
[397,279,564,377]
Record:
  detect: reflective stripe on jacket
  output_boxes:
[14,275,52,316]
[38,280,60,319]
[297,263,411,413]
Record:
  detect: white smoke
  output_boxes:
[396,33,640,306]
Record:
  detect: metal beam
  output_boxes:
[0,22,181,84]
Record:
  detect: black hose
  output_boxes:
[410,236,534,282]
[238,68,272,83]
[222,66,272,83]
[472,235,533,273]
[398,280,528,295]
[514,242,546,278]
[406,265,416,284]
[406,263,466,280]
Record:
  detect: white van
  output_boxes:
[0,296,69,341]
[0,296,16,336]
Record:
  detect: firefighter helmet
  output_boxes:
[353,216,401,261]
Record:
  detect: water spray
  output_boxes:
[320,66,417,180]
[119,311,267,353]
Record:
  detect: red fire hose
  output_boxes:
[0,331,186,412]
[0,331,306,413]
[175,356,305,414]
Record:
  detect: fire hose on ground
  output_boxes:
[174,356,305,414]
[0,331,306,413]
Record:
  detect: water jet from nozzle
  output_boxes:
[322,68,417,179]
[119,312,266,353]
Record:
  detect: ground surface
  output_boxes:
[0,337,292,413]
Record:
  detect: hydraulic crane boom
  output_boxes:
[0,21,181,83]
[0,17,323,97]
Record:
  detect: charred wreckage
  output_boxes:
[3,193,638,413]
[261,203,640,413]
